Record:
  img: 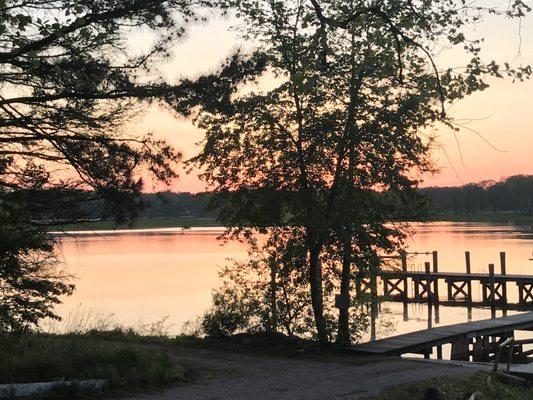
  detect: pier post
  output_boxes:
[370,267,378,341]
[425,262,433,329]
[451,338,470,361]
[465,251,473,301]
[500,252,508,307]
[489,263,496,318]
[425,262,432,302]
[401,250,409,321]
[432,251,440,323]
[401,250,408,299]
[466,251,472,321]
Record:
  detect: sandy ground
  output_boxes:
[125,347,488,400]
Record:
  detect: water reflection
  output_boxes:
[53,222,533,342]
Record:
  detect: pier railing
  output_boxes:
[354,251,533,311]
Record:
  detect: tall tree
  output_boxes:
[191,0,530,344]
[0,0,266,331]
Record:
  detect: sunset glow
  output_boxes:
[133,13,533,193]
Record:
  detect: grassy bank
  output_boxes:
[51,216,219,232]
[379,372,533,400]
[0,331,187,396]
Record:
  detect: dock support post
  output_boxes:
[489,263,496,319]
[500,252,508,315]
[451,338,470,361]
[401,250,408,299]
[425,262,433,329]
[425,262,432,301]
[432,251,439,297]
[432,251,440,323]
[437,345,443,360]
[370,267,378,341]
[401,250,409,321]
[466,251,472,321]
[465,251,473,301]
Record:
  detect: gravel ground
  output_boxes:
[125,347,488,400]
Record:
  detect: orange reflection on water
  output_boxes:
[53,222,533,342]
[54,228,247,331]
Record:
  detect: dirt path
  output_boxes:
[126,347,487,400]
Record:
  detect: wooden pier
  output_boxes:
[356,251,533,308]
[350,312,533,361]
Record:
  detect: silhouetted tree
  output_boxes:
[191,0,530,345]
[0,0,266,331]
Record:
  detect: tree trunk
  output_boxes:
[269,261,278,332]
[309,245,329,345]
[336,242,351,347]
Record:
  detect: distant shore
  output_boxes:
[429,212,533,224]
[50,216,221,232]
[48,212,533,232]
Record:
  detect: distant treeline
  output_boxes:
[421,175,533,215]
[139,192,215,218]
[140,175,533,219]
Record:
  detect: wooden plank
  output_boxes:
[350,313,533,356]
[371,270,533,282]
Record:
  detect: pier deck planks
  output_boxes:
[350,313,533,356]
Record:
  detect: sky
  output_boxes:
[129,7,533,193]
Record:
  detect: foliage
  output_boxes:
[379,372,533,400]
[202,231,370,343]
[0,0,266,331]
[190,0,531,344]
[0,333,185,388]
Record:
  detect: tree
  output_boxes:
[201,229,371,342]
[0,0,266,331]
[190,0,530,345]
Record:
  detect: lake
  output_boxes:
[52,222,533,346]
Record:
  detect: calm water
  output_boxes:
[53,222,533,346]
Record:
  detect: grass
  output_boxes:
[0,331,187,393]
[378,372,533,400]
[50,216,219,231]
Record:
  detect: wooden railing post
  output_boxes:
[370,266,378,341]
[465,251,472,302]
[432,251,439,301]
[466,251,472,320]
[401,250,408,299]
[489,263,496,318]
[425,262,432,302]
[400,250,409,321]
[432,251,440,323]
[425,261,434,328]
[500,251,507,304]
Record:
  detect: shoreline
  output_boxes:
[48,213,533,233]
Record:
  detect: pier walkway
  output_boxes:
[351,312,533,359]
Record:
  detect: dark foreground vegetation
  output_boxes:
[0,331,187,396]
[6,329,533,400]
[379,372,533,400]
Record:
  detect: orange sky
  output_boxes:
[130,11,533,193]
